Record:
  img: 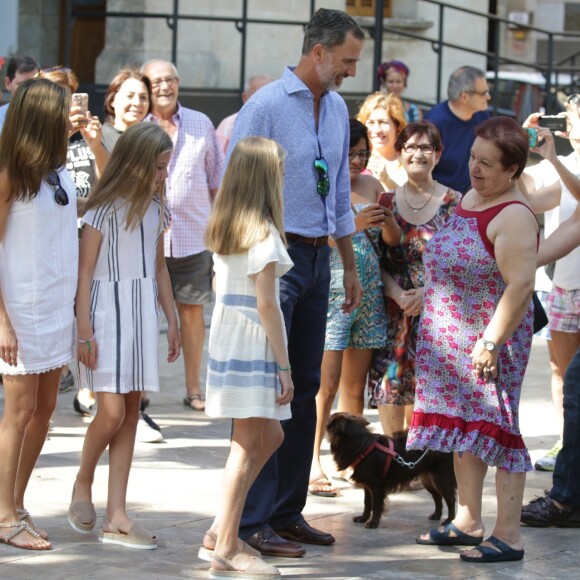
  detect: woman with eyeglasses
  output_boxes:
[0,79,78,550]
[367,121,460,444]
[357,92,408,191]
[101,68,152,152]
[309,119,401,496]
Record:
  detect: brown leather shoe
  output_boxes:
[245,526,305,558]
[275,519,335,546]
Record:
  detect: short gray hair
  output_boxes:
[302,8,364,55]
[448,66,485,101]
[243,74,273,94]
[141,59,179,79]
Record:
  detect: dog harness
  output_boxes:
[350,439,398,478]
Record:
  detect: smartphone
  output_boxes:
[539,115,567,132]
[71,93,89,126]
[378,191,395,211]
[527,127,538,148]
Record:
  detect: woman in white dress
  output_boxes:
[0,79,78,550]
[202,137,293,580]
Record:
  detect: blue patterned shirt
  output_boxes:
[0,103,9,134]
[227,67,355,239]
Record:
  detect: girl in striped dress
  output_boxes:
[69,123,180,549]
[202,137,293,579]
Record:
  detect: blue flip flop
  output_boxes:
[460,535,524,563]
[416,522,484,546]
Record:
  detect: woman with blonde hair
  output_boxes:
[69,123,180,549]
[357,92,408,190]
[201,136,293,579]
[0,79,78,550]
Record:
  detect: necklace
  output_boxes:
[403,181,436,213]
[472,191,504,208]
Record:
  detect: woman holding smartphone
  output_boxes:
[309,119,401,496]
[368,121,460,441]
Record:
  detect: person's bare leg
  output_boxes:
[177,302,205,407]
[462,469,526,558]
[336,348,373,415]
[105,391,141,531]
[547,340,564,437]
[14,367,62,509]
[213,418,283,564]
[73,392,127,504]
[311,350,343,479]
[0,373,51,549]
[551,330,580,381]
[418,452,486,542]
[378,404,405,437]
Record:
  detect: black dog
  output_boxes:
[326,412,456,529]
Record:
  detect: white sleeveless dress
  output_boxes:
[0,168,78,375]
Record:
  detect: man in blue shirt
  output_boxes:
[425,66,490,193]
[0,54,39,133]
[225,8,364,557]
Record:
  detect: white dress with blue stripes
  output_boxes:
[77,197,170,394]
[205,226,293,420]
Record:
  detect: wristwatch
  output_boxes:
[482,338,497,352]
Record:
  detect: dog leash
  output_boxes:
[350,441,431,477]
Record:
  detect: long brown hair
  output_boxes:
[84,123,173,230]
[205,136,285,255]
[0,79,69,201]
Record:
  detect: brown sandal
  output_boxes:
[183,394,206,411]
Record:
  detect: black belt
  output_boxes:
[285,233,329,247]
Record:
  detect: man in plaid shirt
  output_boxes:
[143,60,224,411]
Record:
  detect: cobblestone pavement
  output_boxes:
[0,335,578,579]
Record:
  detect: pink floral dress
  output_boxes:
[406,200,535,472]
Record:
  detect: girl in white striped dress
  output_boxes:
[203,137,294,579]
[69,123,180,549]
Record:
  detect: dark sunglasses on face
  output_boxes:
[314,157,330,197]
[348,149,372,162]
[46,171,69,206]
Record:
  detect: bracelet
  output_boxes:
[78,335,95,356]
[277,363,291,372]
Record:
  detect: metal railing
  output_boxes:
[64,0,580,116]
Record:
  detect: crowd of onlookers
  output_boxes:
[1,6,580,578]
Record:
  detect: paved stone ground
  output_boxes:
[1,331,578,579]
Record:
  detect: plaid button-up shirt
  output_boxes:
[150,103,224,258]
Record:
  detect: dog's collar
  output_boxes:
[350,439,398,478]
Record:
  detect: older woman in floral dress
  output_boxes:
[409,117,538,564]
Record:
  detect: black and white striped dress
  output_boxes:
[77,197,170,393]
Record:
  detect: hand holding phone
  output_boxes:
[378,191,395,211]
[71,93,89,128]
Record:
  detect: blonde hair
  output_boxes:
[206,136,285,255]
[356,91,407,134]
[36,66,79,92]
[0,78,69,202]
[84,123,173,230]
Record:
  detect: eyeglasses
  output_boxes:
[46,171,69,206]
[402,143,435,154]
[150,76,178,88]
[314,157,330,197]
[348,149,371,162]
[468,89,490,97]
